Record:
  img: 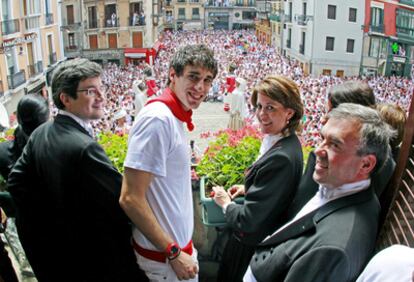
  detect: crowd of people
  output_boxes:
[83,29,413,148]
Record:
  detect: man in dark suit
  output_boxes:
[287,81,395,218]
[7,58,147,282]
[244,103,395,282]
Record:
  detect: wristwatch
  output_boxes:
[165,242,181,260]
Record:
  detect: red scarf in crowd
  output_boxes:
[146,88,194,131]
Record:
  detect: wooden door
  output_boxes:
[108,34,117,49]
[67,5,74,25]
[132,32,143,48]
[89,34,98,49]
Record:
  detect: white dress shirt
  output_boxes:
[59,110,94,137]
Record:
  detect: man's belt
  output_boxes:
[132,238,193,263]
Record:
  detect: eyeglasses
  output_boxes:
[77,85,108,98]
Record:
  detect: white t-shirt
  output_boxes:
[124,102,193,250]
[356,245,414,282]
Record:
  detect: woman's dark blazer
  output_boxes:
[225,133,303,245]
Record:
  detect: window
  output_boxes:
[68,33,75,48]
[396,9,414,38]
[67,5,74,25]
[349,8,357,22]
[303,2,307,16]
[327,5,336,20]
[108,34,117,48]
[346,39,355,53]
[322,69,332,76]
[89,34,98,49]
[371,7,384,26]
[368,37,386,58]
[192,8,199,19]
[178,8,185,19]
[105,4,117,27]
[88,6,97,28]
[326,36,334,51]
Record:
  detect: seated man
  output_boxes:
[288,81,395,218]
[244,103,395,282]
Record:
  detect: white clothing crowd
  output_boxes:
[73,29,412,147]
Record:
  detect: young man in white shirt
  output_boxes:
[120,45,218,281]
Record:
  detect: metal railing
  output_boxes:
[129,16,145,26]
[65,45,79,51]
[178,14,186,20]
[104,17,119,27]
[399,0,414,7]
[27,61,43,78]
[7,70,26,90]
[1,19,20,35]
[24,15,40,30]
[48,52,57,65]
[87,19,99,29]
[371,24,384,33]
[285,14,292,23]
[45,13,54,25]
[192,15,200,20]
[297,14,307,25]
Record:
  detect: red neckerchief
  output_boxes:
[146,88,194,131]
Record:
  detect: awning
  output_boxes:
[124,48,147,58]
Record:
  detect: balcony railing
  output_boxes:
[61,19,81,27]
[7,70,26,90]
[286,39,291,48]
[24,15,40,30]
[178,14,186,20]
[129,16,145,26]
[370,24,384,33]
[1,19,20,35]
[297,14,307,25]
[268,14,280,22]
[104,17,119,28]
[87,19,99,29]
[400,0,414,6]
[45,13,54,25]
[49,52,57,66]
[285,14,292,23]
[299,44,305,54]
[192,15,200,20]
[397,27,414,40]
[28,61,43,78]
[65,45,79,51]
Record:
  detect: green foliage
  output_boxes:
[196,128,261,190]
[98,132,128,173]
[0,128,15,143]
[302,145,314,168]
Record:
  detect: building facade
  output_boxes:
[283,0,364,77]
[204,0,256,30]
[61,0,164,66]
[173,0,205,31]
[361,0,414,77]
[0,0,63,115]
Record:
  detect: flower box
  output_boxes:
[199,177,244,227]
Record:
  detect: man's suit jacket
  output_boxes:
[8,115,147,282]
[287,150,395,219]
[226,134,303,246]
[250,187,380,282]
